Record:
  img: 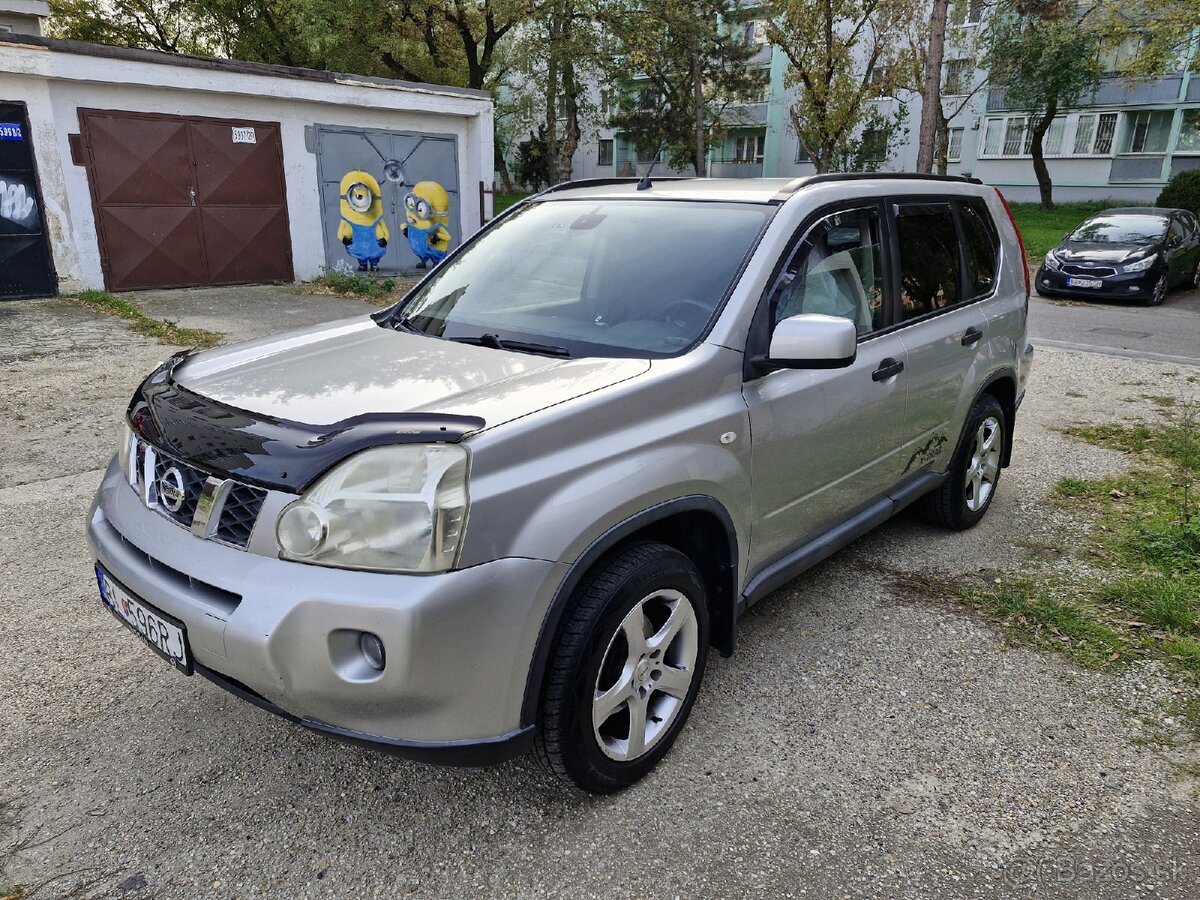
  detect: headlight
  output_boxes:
[276,444,470,573]
[117,420,135,483]
[1123,253,1157,273]
[1043,251,1062,271]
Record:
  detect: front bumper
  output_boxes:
[1035,265,1159,301]
[87,460,566,764]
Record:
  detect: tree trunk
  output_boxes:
[543,19,561,185]
[496,144,513,193]
[692,47,705,175]
[1030,99,1058,210]
[915,0,949,173]
[934,107,950,176]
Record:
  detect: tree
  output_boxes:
[766,0,923,174]
[914,0,948,173]
[48,0,214,53]
[605,0,766,175]
[986,1,1102,209]
[1090,0,1200,77]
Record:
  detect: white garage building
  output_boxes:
[0,30,494,298]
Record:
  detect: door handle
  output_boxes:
[872,357,904,382]
[961,326,983,347]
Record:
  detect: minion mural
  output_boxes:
[338,171,389,270]
[316,127,460,276]
[401,181,452,269]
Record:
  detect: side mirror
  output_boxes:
[764,313,857,370]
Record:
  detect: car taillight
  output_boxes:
[994,187,1029,300]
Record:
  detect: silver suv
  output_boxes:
[88,175,1032,792]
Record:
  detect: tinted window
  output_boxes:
[1070,215,1167,245]
[773,206,884,336]
[393,199,772,358]
[960,199,998,298]
[896,203,960,321]
[1168,218,1185,245]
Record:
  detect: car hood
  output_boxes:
[173,316,650,430]
[1055,241,1158,264]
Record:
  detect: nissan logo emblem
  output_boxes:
[158,467,186,513]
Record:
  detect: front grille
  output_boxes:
[1062,265,1116,278]
[214,483,267,547]
[132,438,270,550]
[151,451,207,528]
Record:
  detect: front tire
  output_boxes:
[919,394,1006,530]
[1146,273,1168,306]
[534,542,709,793]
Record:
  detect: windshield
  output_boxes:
[1070,215,1167,245]
[385,199,773,358]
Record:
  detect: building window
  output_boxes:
[950,0,984,25]
[946,127,964,162]
[1073,112,1118,155]
[734,133,765,163]
[743,19,768,45]
[944,59,971,95]
[795,142,811,164]
[600,90,615,124]
[982,118,1002,156]
[1044,117,1067,155]
[1098,35,1149,74]
[598,139,614,167]
[1177,109,1200,154]
[1001,117,1027,155]
[1123,110,1174,154]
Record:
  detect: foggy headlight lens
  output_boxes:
[1123,253,1157,273]
[1043,251,1062,271]
[276,444,469,573]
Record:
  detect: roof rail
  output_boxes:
[536,176,695,197]
[772,171,984,199]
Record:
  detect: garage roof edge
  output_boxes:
[0,32,492,102]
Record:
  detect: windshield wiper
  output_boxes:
[449,333,572,358]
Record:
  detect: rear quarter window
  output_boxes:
[960,199,999,298]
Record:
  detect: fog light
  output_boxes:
[359,631,385,671]
[1041,279,1050,287]
[277,502,329,557]
[1128,285,1140,292]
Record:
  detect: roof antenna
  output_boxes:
[637,141,669,191]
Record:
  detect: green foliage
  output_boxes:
[306,273,397,298]
[1054,476,1098,498]
[1157,170,1200,216]
[766,0,923,173]
[605,0,767,174]
[1089,0,1200,78]
[513,130,553,190]
[1102,576,1200,634]
[71,290,222,347]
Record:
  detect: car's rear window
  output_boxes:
[1070,215,1168,245]
[387,199,774,358]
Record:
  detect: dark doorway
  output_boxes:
[0,100,56,299]
[79,110,294,291]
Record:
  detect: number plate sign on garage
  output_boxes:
[79,110,293,291]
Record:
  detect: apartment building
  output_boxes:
[554,7,1197,204]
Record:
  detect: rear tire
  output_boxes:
[919,394,1006,530]
[534,542,709,793]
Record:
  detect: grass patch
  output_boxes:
[71,290,222,348]
[910,410,1200,723]
[1008,200,1115,258]
[306,272,397,298]
[495,190,532,214]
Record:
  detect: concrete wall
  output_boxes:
[0,39,493,292]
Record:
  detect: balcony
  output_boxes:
[1109,155,1166,182]
[710,158,764,178]
[726,101,769,125]
[989,75,1183,111]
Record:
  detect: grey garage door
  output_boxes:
[314,126,459,276]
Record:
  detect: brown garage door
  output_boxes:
[79,110,294,292]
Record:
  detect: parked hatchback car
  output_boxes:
[89,174,1032,792]
[1035,206,1200,305]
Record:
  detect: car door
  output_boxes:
[742,202,910,571]
[891,198,992,473]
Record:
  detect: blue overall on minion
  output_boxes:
[336,171,390,271]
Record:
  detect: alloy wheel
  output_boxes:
[592,588,699,762]
[1152,274,1168,305]
[964,415,1002,513]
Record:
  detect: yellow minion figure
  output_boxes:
[337,171,389,271]
[401,181,452,269]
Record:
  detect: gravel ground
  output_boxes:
[2,293,1198,899]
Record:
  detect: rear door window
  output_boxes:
[959,199,999,298]
[894,202,961,322]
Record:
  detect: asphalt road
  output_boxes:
[1029,281,1200,367]
[2,288,1200,899]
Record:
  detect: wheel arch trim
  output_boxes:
[519,494,740,728]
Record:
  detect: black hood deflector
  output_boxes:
[128,352,485,492]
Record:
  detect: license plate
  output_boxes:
[1066,276,1103,289]
[96,566,192,674]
